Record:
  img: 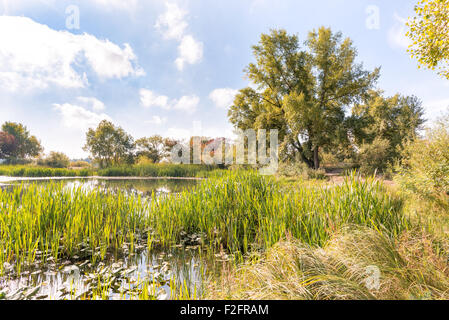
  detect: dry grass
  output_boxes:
[206,226,449,300]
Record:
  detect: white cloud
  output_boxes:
[172,95,200,113]
[77,97,106,111]
[53,103,112,131]
[140,88,199,114]
[0,16,144,92]
[388,13,412,50]
[145,116,168,125]
[155,2,188,40]
[209,88,238,109]
[91,0,138,10]
[140,89,170,109]
[424,98,449,121]
[155,2,203,71]
[175,35,204,71]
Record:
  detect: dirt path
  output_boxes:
[325,170,396,187]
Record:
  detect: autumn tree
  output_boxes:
[228,28,379,169]
[1,122,43,161]
[406,0,449,79]
[83,120,134,168]
[135,135,176,163]
[0,132,17,159]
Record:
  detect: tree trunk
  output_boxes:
[313,147,320,170]
[294,139,314,168]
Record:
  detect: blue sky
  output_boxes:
[0,0,448,158]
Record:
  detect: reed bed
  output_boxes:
[148,171,407,252]
[0,183,148,275]
[0,170,407,289]
[0,165,93,177]
[97,164,218,178]
[0,164,218,178]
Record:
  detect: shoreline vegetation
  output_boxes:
[0,166,448,300]
[0,164,220,179]
[1,4,449,300]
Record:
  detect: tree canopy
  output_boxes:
[351,91,426,163]
[0,122,43,161]
[229,27,379,169]
[135,135,177,163]
[407,0,449,79]
[83,120,134,168]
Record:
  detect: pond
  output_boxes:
[0,177,212,300]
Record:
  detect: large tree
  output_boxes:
[407,0,449,79]
[135,135,177,163]
[0,132,18,159]
[228,28,379,169]
[1,122,43,160]
[350,91,425,163]
[83,120,134,168]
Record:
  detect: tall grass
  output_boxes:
[97,164,218,178]
[0,183,148,274]
[0,165,93,177]
[148,170,407,252]
[0,164,218,178]
[206,227,449,300]
[0,170,406,277]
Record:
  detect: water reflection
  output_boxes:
[0,178,204,300]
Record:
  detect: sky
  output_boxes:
[0,0,448,158]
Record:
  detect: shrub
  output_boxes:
[70,161,90,168]
[395,114,449,199]
[39,152,70,168]
[357,137,391,175]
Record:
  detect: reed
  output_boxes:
[148,170,407,252]
[0,170,406,281]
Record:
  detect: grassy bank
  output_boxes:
[0,163,219,178]
[0,171,407,275]
[148,171,406,252]
[0,165,93,177]
[97,164,219,178]
[206,227,449,300]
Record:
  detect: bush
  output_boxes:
[396,114,449,199]
[357,138,391,175]
[38,152,70,168]
[70,161,90,168]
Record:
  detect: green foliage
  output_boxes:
[1,122,43,161]
[357,137,391,175]
[278,161,327,180]
[0,165,92,177]
[70,160,91,168]
[0,183,147,273]
[407,0,449,79]
[351,91,425,167]
[38,152,71,168]
[228,27,379,169]
[396,113,449,199]
[135,136,177,163]
[84,120,134,168]
[97,163,217,178]
[148,171,406,252]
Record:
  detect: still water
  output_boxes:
[0,177,208,300]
